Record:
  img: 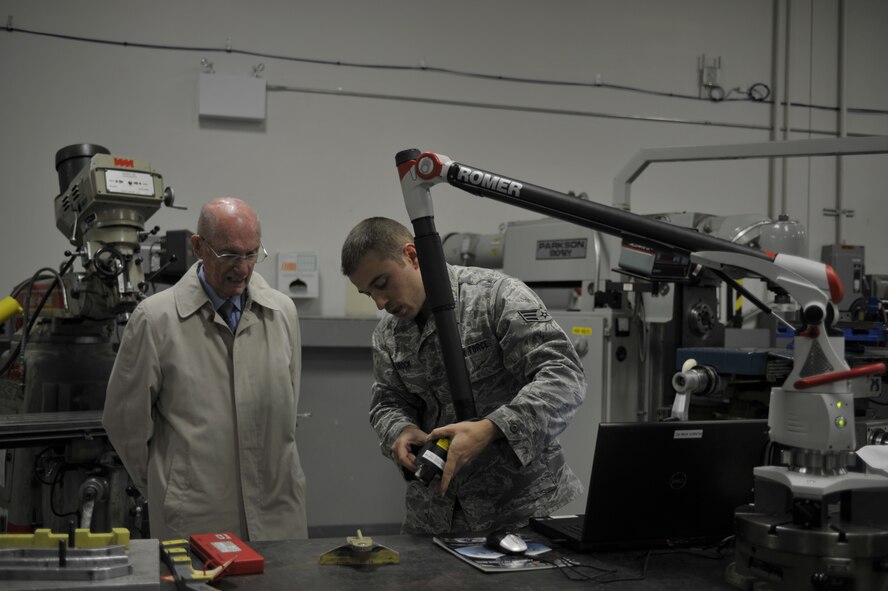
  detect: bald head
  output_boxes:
[192,197,263,299]
[196,197,261,243]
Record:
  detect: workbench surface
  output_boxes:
[208,534,737,591]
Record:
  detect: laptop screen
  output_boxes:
[531,419,771,551]
[579,419,770,549]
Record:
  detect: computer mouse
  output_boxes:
[485,529,527,555]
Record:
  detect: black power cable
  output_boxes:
[4,23,887,116]
[0,254,78,378]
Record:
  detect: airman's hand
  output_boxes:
[427,419,501,495]
[391,425,428,472]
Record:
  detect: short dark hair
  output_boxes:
[341,217,414,276]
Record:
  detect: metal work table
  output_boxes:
[206,534,736,591]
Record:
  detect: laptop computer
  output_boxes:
[530,419,770,552]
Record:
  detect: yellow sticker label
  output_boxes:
[572,327,593,335]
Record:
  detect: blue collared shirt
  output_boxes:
[198,264,242,331]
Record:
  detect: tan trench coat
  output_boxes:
[103,264,307,541]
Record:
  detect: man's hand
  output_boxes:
[391,425,428,472]
[427,419,501,495]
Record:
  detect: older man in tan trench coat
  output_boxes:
[103,197,307,541]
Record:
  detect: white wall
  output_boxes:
[1,0,886,314]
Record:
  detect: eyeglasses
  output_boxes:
[200,236,268,265]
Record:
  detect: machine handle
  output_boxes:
[794,362,886,390]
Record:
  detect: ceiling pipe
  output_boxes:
[780,0,793,217]
[835,0,847,246]
[768,0,784,220]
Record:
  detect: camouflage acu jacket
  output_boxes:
[369,264,586,534]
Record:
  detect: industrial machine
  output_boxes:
[443,210,808,414]
[0,144,184,537]
[440,208,814,515]
[394,140,888,589]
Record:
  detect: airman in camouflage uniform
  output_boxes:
[342,217,586,535]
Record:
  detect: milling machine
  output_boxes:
[0,144,184,536]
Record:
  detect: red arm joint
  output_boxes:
[794,362,886,390]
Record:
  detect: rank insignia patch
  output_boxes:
[518,308,551,323]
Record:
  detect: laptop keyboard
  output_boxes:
[562,521,584,536]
